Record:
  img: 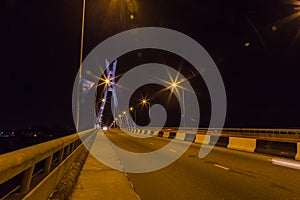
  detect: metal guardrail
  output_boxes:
[0,129,95,200]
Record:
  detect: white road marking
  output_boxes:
[214,164,230,170]
[271,158,300,170]
[170,149,176,152]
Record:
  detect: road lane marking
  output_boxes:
[272,158,300,170]
[150,143,154,145]
[214,164,230,170]
[170,149,176,152]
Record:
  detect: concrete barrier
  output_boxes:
[295,143,300,161]
[255,140,297,159]
[210,136,229,147]
[184,134,195,142]
[227,137,256,152]
[158,131,164,137]
[126,128,300,161]
[152,131,159,136]
[175,132,186,140]
[195,135,210,145]
[163,132,170,138]
[169,132,177,139]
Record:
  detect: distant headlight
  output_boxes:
[103,126,108,131]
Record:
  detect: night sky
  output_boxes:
[1,0,300,129]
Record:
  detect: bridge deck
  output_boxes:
[71,153,139,200]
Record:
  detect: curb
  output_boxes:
[49,148,89,200]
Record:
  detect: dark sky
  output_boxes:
[1,0,300,129]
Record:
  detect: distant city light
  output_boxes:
[130,14,134,20]
[244,42,250,47]
[272,25,278,31]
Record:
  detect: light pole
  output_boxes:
[76,0,86,130]
[170,79,186,127]
[141,99,151,124]
[130,107,136,127]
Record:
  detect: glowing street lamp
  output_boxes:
[171,82,178,88]
[130,106,136,126]
[168,79,186,127]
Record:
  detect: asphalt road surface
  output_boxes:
[105,129,300,200]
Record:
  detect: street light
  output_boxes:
[140,98,151,124]
[171,82,178,88]
[130,106,136,126]
[169,79,186,127]
[76,0,86,130]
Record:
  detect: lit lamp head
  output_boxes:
[171,82,178,88]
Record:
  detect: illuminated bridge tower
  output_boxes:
[96,59,118,128]
[95,59,136,129]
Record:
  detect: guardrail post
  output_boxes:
[43,154,53,174]
[65,145,70,156]
[70,143,74,152]
[58,148,64,162]
[20,165,34,193]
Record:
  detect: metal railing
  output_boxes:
[0,129,95,200]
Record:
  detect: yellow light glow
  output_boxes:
[105,79,110,84]
[272,25,277,31]
[245,42,250,47]
[171,82,178,88]
[130,107,134,111]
